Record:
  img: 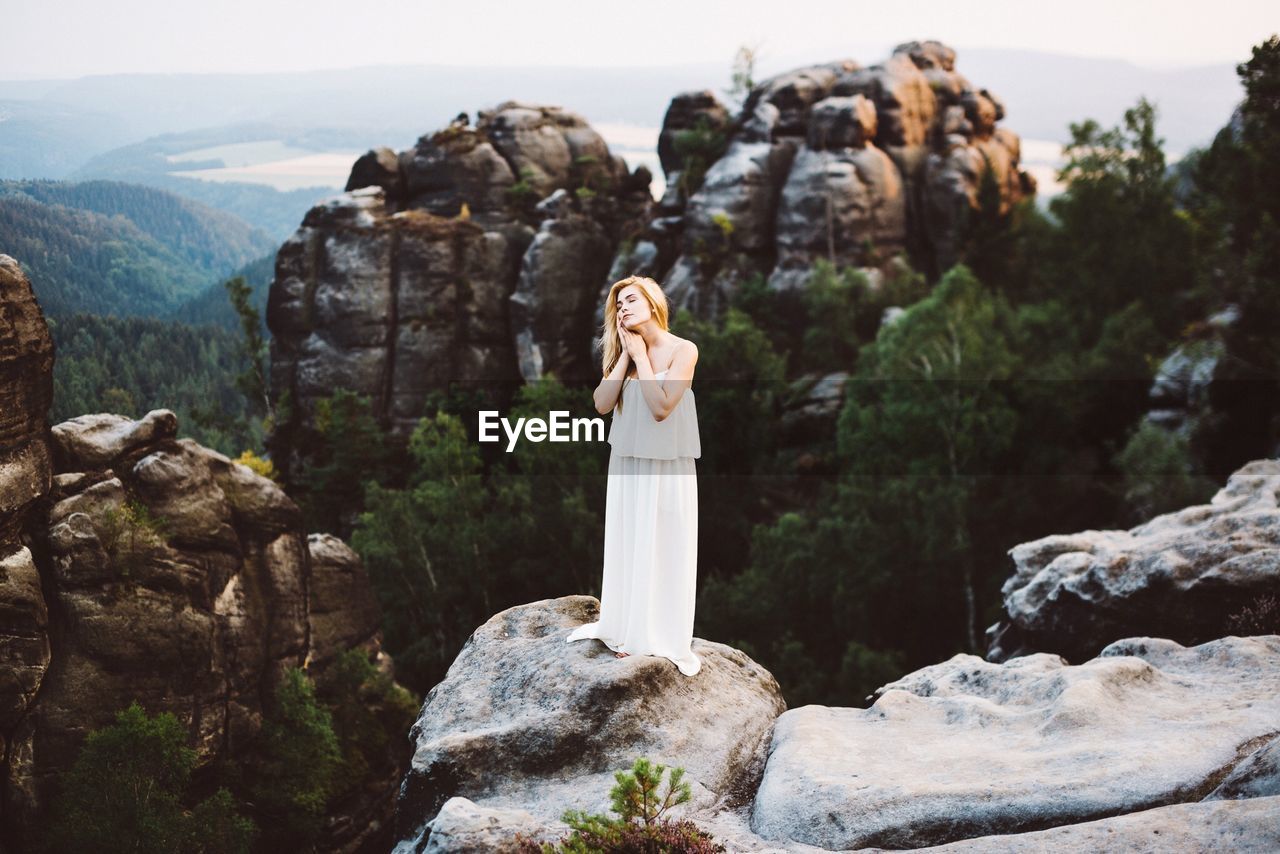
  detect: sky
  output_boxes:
[2,0,1275,79]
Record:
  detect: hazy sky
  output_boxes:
[3,0,1274,79]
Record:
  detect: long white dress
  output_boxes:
[566,368,703,676]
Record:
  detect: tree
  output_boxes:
[225,275,272,422]
[44,701,255,854]
[246,668,343,850]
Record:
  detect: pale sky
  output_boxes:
[2,0,1275,79]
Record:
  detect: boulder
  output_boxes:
[986,458,1280,663]
[392,595,785,851]
[750,635,1280,850]
[879,795,1280,852]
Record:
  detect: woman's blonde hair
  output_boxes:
[599,275,670,412]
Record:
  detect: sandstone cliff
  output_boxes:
[0,258,411,853]
[265,41,1031,481]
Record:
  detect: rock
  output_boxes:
[50,409,178,472]
[1204,734,1280,800]
[657,91,732,181]
[0,404,410,851]
[0,548,49,733]
[347,145,405,196]
[619,41,1034,320]
[883,795,1280,852]
[392,796,569,854]
[750,635,1280,850]
[268,102,651,484]
[308,532,383,668]
[0,255,53,545]
[392,595,785,850]
[986,458,1280,664]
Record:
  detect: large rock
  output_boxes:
[392,595,785,851]
[750,634,1280,850]
[986,458,1280,663]
[884,795,1280,852]
[638,41,1034,319]
[0,255,53,545]
[268,103,652,482]
[1,406,408,852]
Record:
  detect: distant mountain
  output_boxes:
[0,178,276,318]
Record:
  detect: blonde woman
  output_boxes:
[566,275,703,676]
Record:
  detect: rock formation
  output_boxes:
[391,458,1280,852]
[985,458,1280,663]
[266,104,653,482]
[641,39,1034,318]
[265,42,1032,481]
[391,595,784,851]
[0,261,411,853]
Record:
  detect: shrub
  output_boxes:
[235,449,278,482]
[1226,593,1280,635]
[94,497,167,579]
[514,757,725,853]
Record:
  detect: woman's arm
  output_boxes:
[593,348,631,414]
[635,341,698,422]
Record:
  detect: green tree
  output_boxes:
[225,275,271,421]
[44,701,256,854]
[246,668,343,850]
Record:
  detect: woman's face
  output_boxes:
[616,285,651,329]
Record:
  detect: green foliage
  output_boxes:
[517,758,725,853]
[44,701,256,854]
[246,667,343,849]
[725,43,760,112]
[224,274,273,428]
[312,649,421,803]
[50,312,264,456]
[0,178,276,318]
[94,497,168,580]
[673,116,729,198]
[1113,419,1219,523]
[352,382,605,691]
[294,389,395,535]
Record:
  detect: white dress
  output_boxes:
[566,368,703,676]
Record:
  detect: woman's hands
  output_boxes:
[617,313,647,363]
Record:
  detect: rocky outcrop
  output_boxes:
[267,104,653,481]
[639,40,1035,319]
[985,458,1280,663]
[752,634,1280,849]
[0,255,53,546]
[391,595,785,852]
[0,256,55,848]
[388,458,1280,852]
[0,408,407,851]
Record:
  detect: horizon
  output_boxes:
[3,0,1273,79]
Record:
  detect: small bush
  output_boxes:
[95,497,167,578]
[514,757,725,853]
[235,449,278,482]
[1226,593,1280,635]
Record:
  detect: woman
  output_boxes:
[566,275,703,676]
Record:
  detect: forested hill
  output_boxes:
[0,178,276,317]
